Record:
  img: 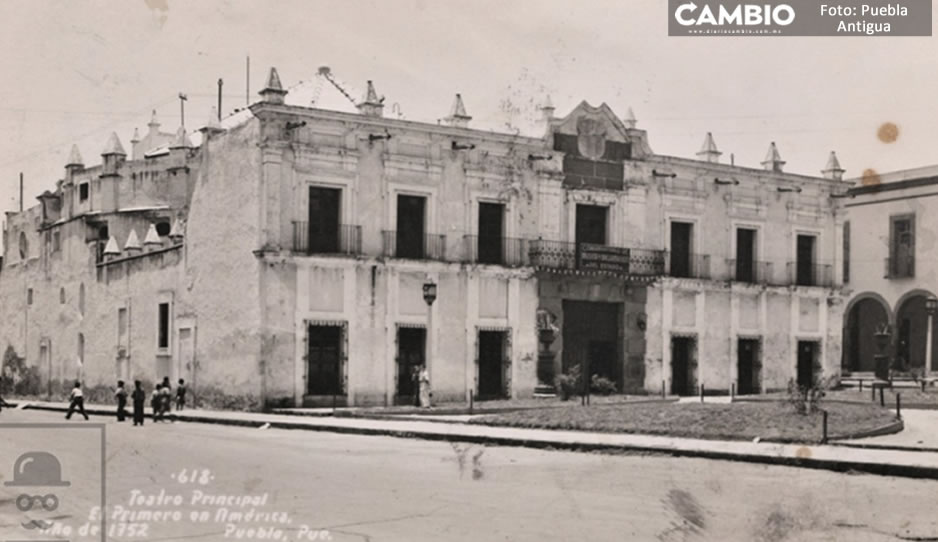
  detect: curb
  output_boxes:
[15,401,938,480]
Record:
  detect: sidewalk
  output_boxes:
[833,410,938,452]
[13,400,938,480]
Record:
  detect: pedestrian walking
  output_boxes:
[175,379,187,411]
[65,382,89,421]
[115,380,128,422]
[151,384,163,422]
[131,380,145,426]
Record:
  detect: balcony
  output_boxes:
[787,261,834,287]
[292,222,362,256]
[463,235,526,267]
[726,259,773,285]
[884,256,915,279]
[382,231,447,261]
[528,240,664,277]
[665,252,711,279]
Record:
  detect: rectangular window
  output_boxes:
[477,202,505,265]
[575,204,608,245]
[396,195,426,259]
[843,221,850,284]
[796,234,816,286]
[79,183,89,202]
[118,308,128,345]
[27,288,33,305]
[307,186,341,254]
[735,228,757,282]
[889,215,914,278]
[669,221,694,278]
[158,303,170,349]
[52,230,61,253]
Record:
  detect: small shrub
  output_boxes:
[590,374,617,395]
[555,364,582,401]
[2,346,43,397]
[786,377,833,415]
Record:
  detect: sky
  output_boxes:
[0,0,936,228]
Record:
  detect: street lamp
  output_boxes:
[925,296,938,377]
[422,280,437,408]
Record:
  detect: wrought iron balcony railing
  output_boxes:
[884,256,915,279]
[726,259,773,284]
[665,252,711,279]
[787,261,834,287]
[382,231,447,261]
[463,235,526,267]
[528,240,665,276]
[292,222,362,256]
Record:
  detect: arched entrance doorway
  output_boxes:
[895,294,938,372]
[844,297,890,372]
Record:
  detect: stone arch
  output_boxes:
[894,289,938,372]
[843,293,892,373]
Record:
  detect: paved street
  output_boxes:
[1,409,936,542]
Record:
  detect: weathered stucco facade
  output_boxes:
[0,67,849,409]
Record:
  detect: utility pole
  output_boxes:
[217,79,223,120]
[246,55,250,106]
[178,93,188,128]
[19,172,23,212]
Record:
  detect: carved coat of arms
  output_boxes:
[576,117,607,159]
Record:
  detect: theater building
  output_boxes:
[0,67,848,408]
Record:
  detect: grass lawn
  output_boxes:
[470,401,899,444]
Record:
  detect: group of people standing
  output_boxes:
[69,376,187,424]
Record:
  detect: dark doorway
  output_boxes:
[308,187,341,254]
[896,296,937,371]
[478,330,507,399]
[396,327,425,403]
[478,202,505,265]
[671,337,696,396]
[845,298,889,372]
[736,228,757,282]
[307,325,342,396]
[575,205,607,245]
[396,195,426,259]
[670,222,693,278]
[562,301,620,387]
[737,339,761,395]
[797,341,818,388]
[796,235,816,286]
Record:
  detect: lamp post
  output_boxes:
[925,296,938,378]
[873,324,891,382]
[422,279,437,407]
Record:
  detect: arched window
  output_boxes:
[60,287,66,304]
[77,332,85,370]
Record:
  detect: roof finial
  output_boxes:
[357,80,384,117]
[623,107,637,129]
[258,67,288,105]
[540,95,555,120]
[696,132,722,163]
[66,144,84,168]
[124,229,142,253]
[103,236,121,258]
[102,132,127,156]
[761,142,785,173]
[444,93,472,128]
[143,224,162,249]
[822,151,845,181]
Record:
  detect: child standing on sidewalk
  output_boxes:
[175,379,187,411]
